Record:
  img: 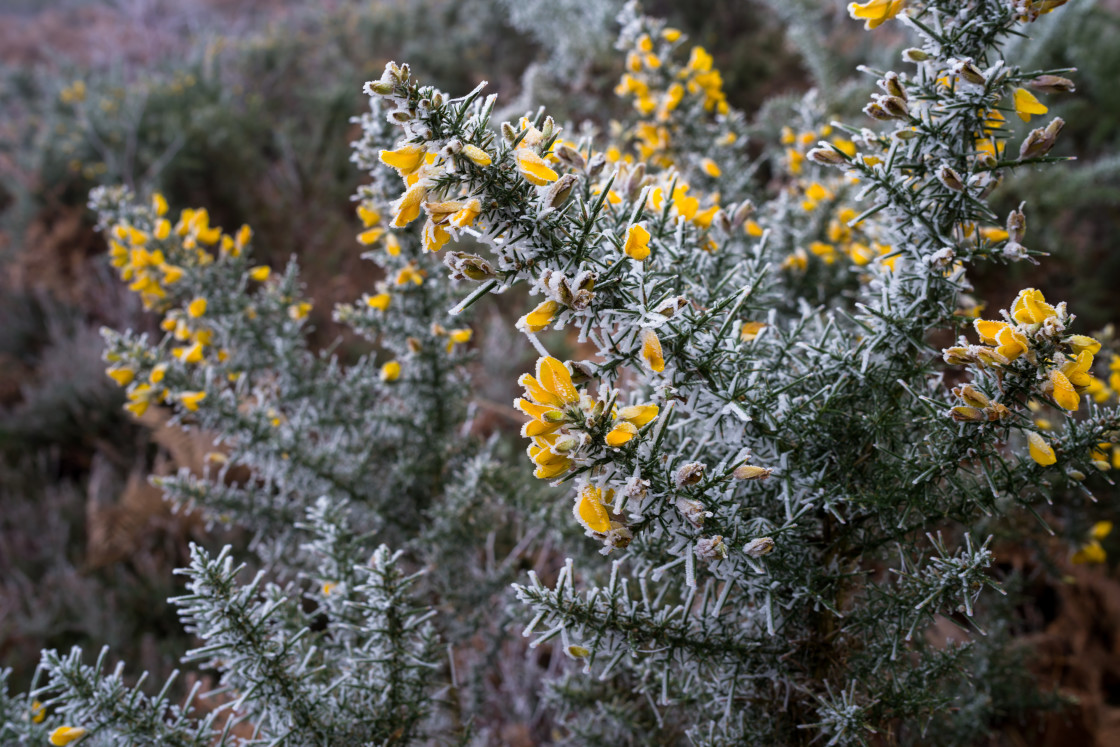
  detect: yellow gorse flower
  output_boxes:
[391,181,427,227]
[461,144,492,166]
[188,297,207,318]
[106,366,136,387]
[179,391,207,411]
[380,361,402,382]
[379,143,427,176]
[1012,87,1048,122]
[848,0,906,30]
[1025,430,1057,466]
[518,300,560,334]
[623,223,651,261]
[640,328,665,373]
[49,726,89,746]
[574,486,613,533]
[515,148,559,186]
[1010,287,1056,324]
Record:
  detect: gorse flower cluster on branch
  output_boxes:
[5,0,1120,744]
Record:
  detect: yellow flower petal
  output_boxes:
[640,328,665,373]
[574,487,612,533]
[623,223,651,261]
[1092,521,1113,540]
[515,148,559,186]
[461,144,492,167]
[1050,369,1079,411]
[188,297,207,318]
[605,421,638,446]
[1011,288,1056,325]
[106,366,136,387]
[179,390,207,411]
[49,726,89,746]
[380,360,401,382]
[391,182,427,228]
[1013,87,1048,123]
[1026,430,1057,466]
[616,404,659,427]
[249,266,271,282]
[366,293,391,311]
[358,227,386,245]
[518,300,560,333]
[379,143,427,176]
[537,356,579,404]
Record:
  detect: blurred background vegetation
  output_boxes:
[2,0,1120,740]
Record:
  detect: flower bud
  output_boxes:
[696,536,728,562]
[365,80,395,96]
[902,48,929,62]
[936,165,966,192]
[543,173,579,210]
[953,384,990,409]
[675,497,707,527]
[880,71,907,100]
[554,143,586,170]
[1006,205,1026,243]
[950,406,987,422]
[879,95,909,120]
[674,462,706,487]
[744,537,775,558]
[863,102,892,121]
[587,153,607,178]
[952,59,986,85]
[942,346,974,365]
[732,200,755,227]
[444,252,495,281]
[807,146,847,166]
[501,121,517,143]
[1029,75,1075,94]
[625,162,647,198]
[734,464,772,480]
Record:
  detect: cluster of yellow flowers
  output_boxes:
[1072,521,1112,565]
[616,30,727,119]
[107,194,249,309]
[515,356,662,543]
[102,195,298,420]
[944,288,1107,466]
[516,355,660,480]
[377,125,495,254]
[612,22,735,173]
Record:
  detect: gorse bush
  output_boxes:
[4,0,1119,744]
